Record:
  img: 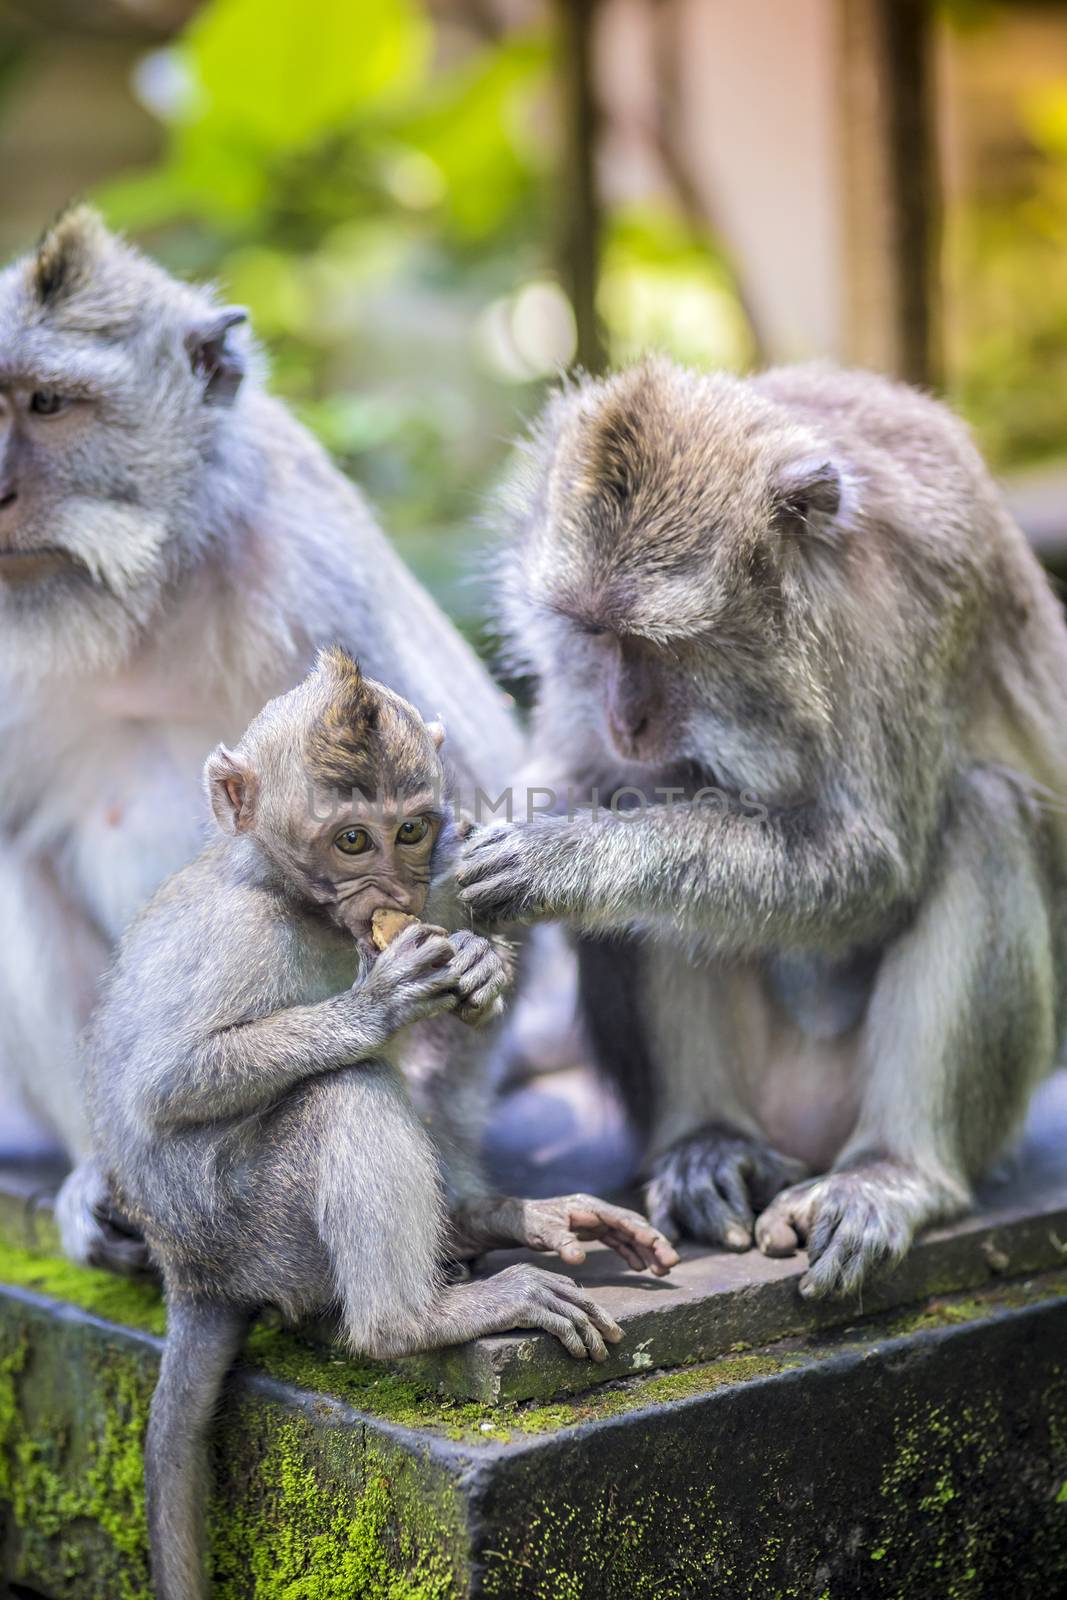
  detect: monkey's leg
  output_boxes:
[0,846,108,1155]
[756,772,1058,1300]
[316,1066,623,1362]
[145,1293,249,1600]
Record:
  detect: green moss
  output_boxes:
[506,1351,798,1436]
[0,1308,154,1599]
[209,1406,466,1600]
[0,1295,467,1600]
[0,1239,166,1335]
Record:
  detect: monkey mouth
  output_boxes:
[0,547,78,585]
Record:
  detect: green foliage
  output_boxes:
[92,0,560,623]
[947,69,1067,471]
[83,0,751,624]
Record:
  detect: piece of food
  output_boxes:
[370,907,421,951]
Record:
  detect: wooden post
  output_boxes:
[837,0,942,387]
[556,0,607,373]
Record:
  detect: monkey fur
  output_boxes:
[0,208,527,1267]
[458,356,1067,1300]
[88,648,674,1600]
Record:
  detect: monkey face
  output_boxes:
[313,798,446,948]
[205,653,452,950]
[0,207,249,679]
[506,358,847,786]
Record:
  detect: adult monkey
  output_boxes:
[0,207,520,1261]
[459,357,1067,1300]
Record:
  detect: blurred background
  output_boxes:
[0,0,1065,638]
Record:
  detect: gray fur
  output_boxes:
[88,656,632,1600]
[0,210,518,1239]
[459,357,1067,1299]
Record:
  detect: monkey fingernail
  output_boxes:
[724,1223,753,1251]
[757,1219,798,1257]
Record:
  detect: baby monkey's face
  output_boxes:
[303,791,445,950]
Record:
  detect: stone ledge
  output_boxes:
[3,1071,1066,1405]
[0,1257,1065,1597]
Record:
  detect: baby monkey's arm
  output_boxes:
[144,925,460,1130]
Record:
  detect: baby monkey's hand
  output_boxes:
[362,922,458,1032]
[446,929,511,1027]
[453,1194,679,1276]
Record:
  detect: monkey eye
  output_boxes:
[396,817,430,846]
[335,826,372,856]
[28,389,69,418]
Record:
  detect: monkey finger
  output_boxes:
[533,1310,591,1360]
[644,1181,682,1246]
[456,995,505,1028]
[594,1229,648,1272]
[534,1275,624,1343]
[754,1203,802,1258]
[458,874,532,921]
[451,953,499,994]
[443,931,488,973]
[566,1201,678,1270]
[457,970,507,1011]
[713,1166,757,1235]
[674,1182,751,1251]
[524,1218,587,1262]
[598,1226,674,1274]
[390,922,448,951]
[400,941,457,979]
[543,1312,607,1363]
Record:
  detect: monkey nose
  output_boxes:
[609,709,649,750]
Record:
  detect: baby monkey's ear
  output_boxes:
[204,744,257,835]
[426,719,446,750]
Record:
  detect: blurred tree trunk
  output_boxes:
[556,0,607,373]
[837,0,942,387]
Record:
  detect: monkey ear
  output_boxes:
[426,719,446,750]
[204,745,257,835]
[185,309,248,407]
[33,204,109,306]
[773,458,842,530]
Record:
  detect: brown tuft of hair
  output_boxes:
[306,646,381,790]
[33,203,106,307]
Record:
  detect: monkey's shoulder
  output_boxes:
[113,842,357,1012]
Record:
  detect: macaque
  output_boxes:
[0,207,523,1261]
[87,648,674,1600]
[458,357,1067,1299]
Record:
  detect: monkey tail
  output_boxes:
[145,1293,248,1600]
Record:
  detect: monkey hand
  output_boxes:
[455,818,578,925]
[754,1158,951,1300]
[464,1263,624,1361]
[361,922,459,1031]
[453,1193,679,1275]
[445,929,511,1027]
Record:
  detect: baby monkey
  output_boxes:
[86,647,672,1600]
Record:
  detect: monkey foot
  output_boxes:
[645,1125,808,1250]
[754,1160,939,1299]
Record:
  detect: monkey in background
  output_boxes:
[0,207,523,1265]
[89,648,673,1600]
[458,356,1067,1300]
